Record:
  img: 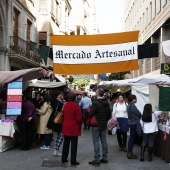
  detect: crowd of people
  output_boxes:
[16,88,162,166]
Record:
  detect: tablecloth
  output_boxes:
[0,122,18,152]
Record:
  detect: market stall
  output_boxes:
[99,73,170,163]
[98,74,170,113]
[0,67,55,152]
[129,74,170,163]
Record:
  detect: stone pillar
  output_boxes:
[151,36,156,71]
[0,47,9,71]
[161,26,169,63]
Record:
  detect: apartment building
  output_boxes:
[124,0,170,78]
[35,0,98,67]
[0,0,98,71]
[0,0,39,71]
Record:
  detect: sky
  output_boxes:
[94,0,124,34]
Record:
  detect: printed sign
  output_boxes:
[51,31,139,74]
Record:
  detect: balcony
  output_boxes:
[9,36,40,67]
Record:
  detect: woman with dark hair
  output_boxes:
[61,93,82,165]
[47,90,64,156]
[140,103,162,162]
[36,93,52,149]
[112,93,128,152]
[127,94,141,159]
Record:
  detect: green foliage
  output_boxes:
[72,77,90,89]
[108,72,130,81]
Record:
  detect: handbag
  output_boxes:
[86,115,97,126]
[53,103,64,125]
[54,111,63,125]
[136,123,143,137]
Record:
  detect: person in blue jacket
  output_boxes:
[127,94,141,159]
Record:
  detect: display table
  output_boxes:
[154,124,170,163]
[0,122,18,152]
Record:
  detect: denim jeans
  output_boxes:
[44,134,51,146]
[128,124,137,152]
[91,127,108,162]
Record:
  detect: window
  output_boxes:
[162,0,167,7]
[139,17,141,32]
[13,7,20,50]
[152,0,156,19]
[149,2,152,22]
[27,20,32,42]
[39,0,47,13]
[142,13,144,31]
[51,0,54,16]
[146,8,148,28]
[156,0,161,14]
[56,0,59,22]
[13,7,20,37]
[26,19,32,55]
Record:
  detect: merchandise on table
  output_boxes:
[0,116,17,123]
[157,112,170,125]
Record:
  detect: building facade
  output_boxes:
[124,0,170,78]
[35,0,98,67]
[0,0,98,71]
[0,0,39,71]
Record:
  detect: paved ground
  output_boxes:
[0,129,170,170]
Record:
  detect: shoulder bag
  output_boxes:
[53,103,64,125]
[54,111,63,125]
[86,107,97,126]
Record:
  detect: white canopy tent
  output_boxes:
[98,74,170,113]
[98,79,149,113]
[29,74,66,88]
[129,74,170,84]
[29,80,66,88]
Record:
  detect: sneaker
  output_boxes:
[100,159,108,163]
[40,145,50,149]
[89,160,100,166]
[53,150,62,157]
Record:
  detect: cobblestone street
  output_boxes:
[0,130,169,170]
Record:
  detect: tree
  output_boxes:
[72,77,90,89]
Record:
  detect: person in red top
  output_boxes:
[61,93,82,165]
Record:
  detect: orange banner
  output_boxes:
[51,31,139,74]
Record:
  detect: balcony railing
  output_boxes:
[9,36,40,64]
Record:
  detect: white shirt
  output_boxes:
[140,111,162,134]
[112,102,128,118]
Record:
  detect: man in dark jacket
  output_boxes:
[88,88,111,166]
